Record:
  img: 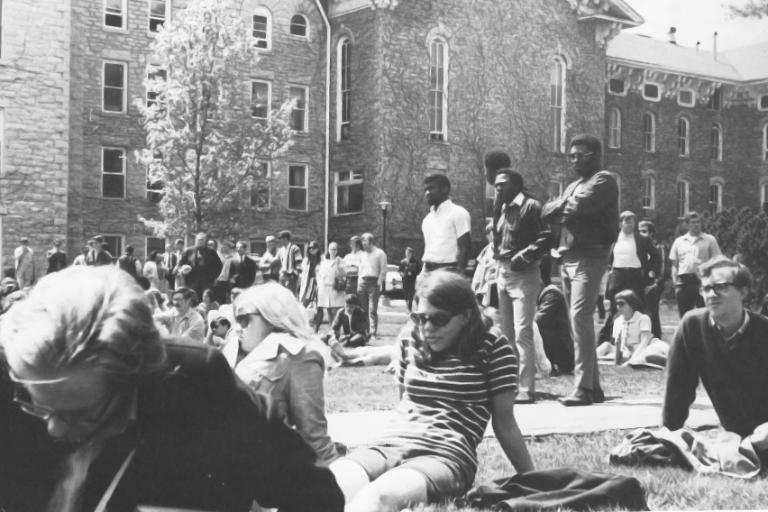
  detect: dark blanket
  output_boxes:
[461,467,648,511]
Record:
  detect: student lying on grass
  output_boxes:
[329,270,534,512]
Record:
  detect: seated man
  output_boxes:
[662,256,768,456]
[0,265,343,512]
[323,293,370,348]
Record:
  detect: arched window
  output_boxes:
[550,56,567,153]
[428,38,448,141]
[711,123,723,161]
[709,179,723,214]
[677,180,690,218]
[337,37,351,141]
[608,108,621,149]
[642,112,655,152]
[252,7,272,50]
[290,14,308,37]
[642,174,655,210]
[678,117,690,157]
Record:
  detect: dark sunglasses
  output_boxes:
[409,311,453,328]
[568,151,593,162]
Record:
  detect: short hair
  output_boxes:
[698,255,753,290]
[0,266,166,384]
[685,211,701,222]
[125,245,134,254]
[495,168,523,189]
[484,151,512,185]
[210,317,231,330]
[423,173,451,194]
[638,220,655,235]
[234,282,313,342]
[361,232,374,242]
[173,287,199,305]
[236,240,248,250]
[614,289,643,313]
[569,134,602,161]
[279,230,292,240]
[344,293,361,306]
[619,211,636,222]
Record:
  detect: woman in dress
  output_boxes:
[142,250,168,294]
[299,241,322,309]
[314,241,346,332]
[330,270,534,511]
[233,282,339,465]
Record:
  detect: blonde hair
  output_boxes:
[234,281,314,342]
[1,266,166,382]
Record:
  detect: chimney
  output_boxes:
[668,26,677,44]
[713,31,718,61]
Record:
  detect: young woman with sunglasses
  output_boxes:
[330,270,534,511]
[232,281,339,465]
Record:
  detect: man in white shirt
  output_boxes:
[421,174,471,274]
[669,211,722,317]
[155,287,206,344]
[357,232,388,337]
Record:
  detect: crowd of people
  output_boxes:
[0,132,766,511]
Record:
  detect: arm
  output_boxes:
[491,390,534,473]
[182,314,206,344]
[456,233,471,272]
[378,251,388,289]
[661,322,698,430]
[668,240,679,282]
[287,354,339,465]
[541,195,568,224]
[561,172,618,222]
[513,201,552,264]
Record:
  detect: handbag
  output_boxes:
[333,276,347,291]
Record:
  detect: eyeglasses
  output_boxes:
[700,282,735,295]
[568,151,593,162]
[409,311,453,328]
[12,381,116,428]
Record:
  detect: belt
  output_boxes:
[423,261,457,271]
[361,276,378,280]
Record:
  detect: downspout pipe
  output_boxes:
[314,0,332,251]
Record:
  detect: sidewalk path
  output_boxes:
[327,397,718,446]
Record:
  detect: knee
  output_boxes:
[346,485,403,512]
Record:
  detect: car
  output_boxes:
[382,263,404,299]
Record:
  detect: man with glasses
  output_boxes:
[542,134,618,406]
[0,265,343,511]
[669,211,721,318]
[662,256,768,455]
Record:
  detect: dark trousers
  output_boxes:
[644,282,663,339]
[403,278,416,311]
[675,274,703,318]
[598,268,645,343]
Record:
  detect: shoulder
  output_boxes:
[679,308,709,331]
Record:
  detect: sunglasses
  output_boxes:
[568,151,593,162]
[409,311,453,328]
[700,282,735,295]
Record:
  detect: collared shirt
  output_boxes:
[156,308,205,344]
[422,199,471,263]
[669,232,721,275]
[493,192,549,262]
[358,247,388,280]
[612,232,642,268]
[709,309,750,343]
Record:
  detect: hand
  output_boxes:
[750,422,768,452]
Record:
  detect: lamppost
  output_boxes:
[378,200,391,255]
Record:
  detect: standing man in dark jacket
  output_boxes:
[542,134,618,406]
[493,168,551,403]
[638,220,667,338]
[46,238,68,274]
[177,232,223,299]
[598,211,660,343]
[230,240,257,289]
[398,247,421,311]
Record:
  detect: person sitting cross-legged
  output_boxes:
[662,256,768,458]
[329,270,534,512]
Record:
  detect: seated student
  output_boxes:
[596,289,668,368]
[323,293,370,348]
[205,313,240,367]
[0,265,343,512]
[330,270,534,512]
[662,256,768,456]
[154,287,206,344]
[535,284,574,374]
[233,282,339,465]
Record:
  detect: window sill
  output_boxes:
[103,26,129,34]
[333,211,362,218]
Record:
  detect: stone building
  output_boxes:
[605,32,768,242]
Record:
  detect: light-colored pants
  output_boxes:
[497,261,542,395]
[357,277,381,335]
[561,247,610,393]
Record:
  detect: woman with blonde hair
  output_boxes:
[234,281,339,465]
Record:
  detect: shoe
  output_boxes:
[593,387,605,403]
[515,392,536,405]
[559,388,593,407]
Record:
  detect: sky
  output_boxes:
[625,0,768,50]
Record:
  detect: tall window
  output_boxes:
[763,124,768,161]
[642,112,655,152]
[103,62,127,113]
[250,80,270,121]
[759,94,768,111]
[102,147,126,199]
[335,170,363,214]
[337,37,351,141]
[290,14,307,37]
[608,108,621,149]
[710,124,723,161]
[148,0,169,33]
[550,56,566,153]
[428,38,447,141]
[289,86,308,131]
[642,175,655,209]
[104,0,126,29]
[288,164,307,210]
[678,117,690,157]
[677,180,690,218]
[709,181,723,214]
[708,87,722,111]
[252,8,271,50]
[761,182,768,207]
[250,161,271,210]
[146,66,166,108]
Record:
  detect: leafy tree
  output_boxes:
[136,0,293,240]
[728,0,768,18]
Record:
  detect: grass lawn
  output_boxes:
[325,302,767,510]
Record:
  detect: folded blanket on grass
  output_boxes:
[459,467,648,511]
[609,427,762,479]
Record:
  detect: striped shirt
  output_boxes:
[372,331,518,477]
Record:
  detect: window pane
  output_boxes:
[103,174,125,198]
[251,82,269,119]
[103,236,122,258]
[104,89,123,111]
[290,15,307,36]
[253,14,268,48]
[105,63,124,87]
[289,165,305,186]
[103,149,123,173]
[289,189,306,210]
[608,78,624,94]
[679,90,693,105]
[644,84,659,99]
[290,88,306,131]
[105,0,123,27]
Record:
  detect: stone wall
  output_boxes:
[0,0,70,275]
